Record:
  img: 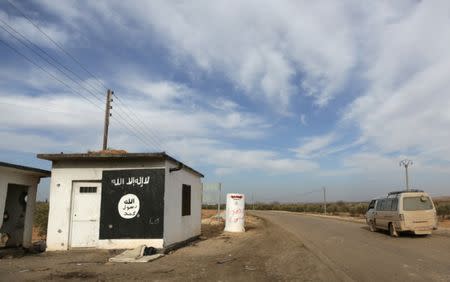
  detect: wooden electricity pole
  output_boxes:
[102,89,113,150]
[323,187,327,214]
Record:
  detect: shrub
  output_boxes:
[34,202,49,236]
[436,202,450,220]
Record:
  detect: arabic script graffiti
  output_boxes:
[111,176,150,188]
[118,194,140,219]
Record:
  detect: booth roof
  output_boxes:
[36,152,204,178]
[0,161,50,177]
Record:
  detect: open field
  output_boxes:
[208,196,450,228]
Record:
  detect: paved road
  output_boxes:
[255,211,450,282]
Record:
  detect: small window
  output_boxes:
[368,200,376,210]
[379,199,385,211]
[403,196,433,211]
[384,199,393,211]
[80,186,97,193]
[376,199,384,210]
[391,198,398,211]
[182,184,191,216]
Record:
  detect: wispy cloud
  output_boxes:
[3,1,450,199]
[292,133,336,159]
[300,114,307,126]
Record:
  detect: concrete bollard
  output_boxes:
[224,193,245,232]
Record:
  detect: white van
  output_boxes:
[366,190,437,237]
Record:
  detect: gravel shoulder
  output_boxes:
[0,213,338,281]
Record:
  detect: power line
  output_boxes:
[6,0,108,91]
[0,17,105,97]
[0,37,161,151]
[0,22,163,150]
[112,94,164,150]
[3,1,164,152]
[0,22,104,104]
[109,115,161,151]
[107,98,163,151]
[0,37,103,111]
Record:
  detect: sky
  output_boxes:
[1,0,450,202]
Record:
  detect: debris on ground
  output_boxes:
[216,256,236,264]
[109,245,164,263]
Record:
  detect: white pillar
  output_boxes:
[23,181,38,248]
[224,193,245,232]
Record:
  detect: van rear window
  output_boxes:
[403,196,433,211]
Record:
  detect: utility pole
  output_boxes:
[399,159,413,191]
[323,187,327,214]
[102,89,113,150]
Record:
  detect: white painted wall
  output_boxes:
[163,160,202,247]
[46,159,202,251]
[46,159,166,251]
[0,167,41,248]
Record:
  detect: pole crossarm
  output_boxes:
[399,159,413,191]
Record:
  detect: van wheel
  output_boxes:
[369,221,377,232]
[389,223,398,237]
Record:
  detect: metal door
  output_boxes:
[70,182,102,248]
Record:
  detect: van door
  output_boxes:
[375,199,389,229]
[382,199,395,229]
[401,195,436,232]
[366,200,376,222]
[69,182,102,248]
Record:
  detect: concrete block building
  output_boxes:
[37,152,203,251]
[0,162,50,248]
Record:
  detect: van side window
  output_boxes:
[368,200,376,210]
[376,199,383,210]
[385,199,393,211]
[391,198,398,211]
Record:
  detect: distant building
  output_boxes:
[37,152,203,251]
[0,162,50,248]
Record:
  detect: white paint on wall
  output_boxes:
[163,160,202,247]
[46,160,165,251]
[46,158,202,251]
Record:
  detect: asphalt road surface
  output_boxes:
[255,211,450,282]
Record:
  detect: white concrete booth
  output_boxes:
[0,162,50,248]
[37,152,204,251]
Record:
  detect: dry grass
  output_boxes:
[202,209,220,219]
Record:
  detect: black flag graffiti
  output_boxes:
[99,169,165,239]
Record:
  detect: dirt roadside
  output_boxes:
[0,212,338,281]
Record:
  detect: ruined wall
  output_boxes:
[0,167,40,248]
